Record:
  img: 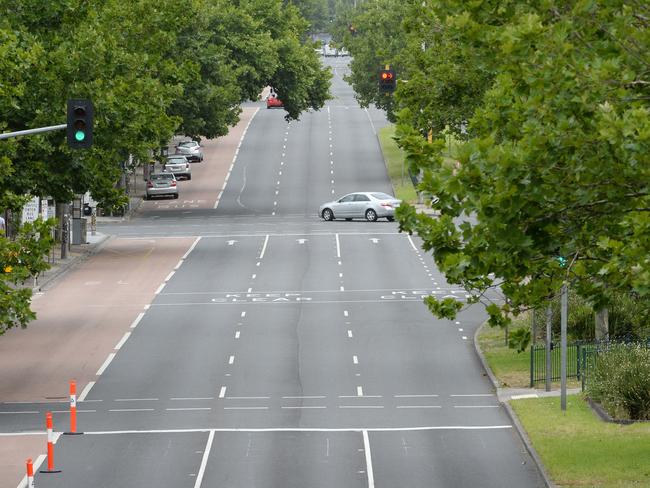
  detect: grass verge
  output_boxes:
[512,396,650,487]
[479,325,650,486]
[377,125,418,202]
[478,324,531,388]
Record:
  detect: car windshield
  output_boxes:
[179,141,197,147]
[151,174,173,180]
[371,192,394,200]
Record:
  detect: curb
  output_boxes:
[473,322,556,488]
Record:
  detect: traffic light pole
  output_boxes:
[0,124,67,140]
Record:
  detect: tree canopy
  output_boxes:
[0,0,331,335]
[337,0,649,340]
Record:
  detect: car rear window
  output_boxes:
[166,158,185,163]
[151,174,173,180]
[371,192,394,200]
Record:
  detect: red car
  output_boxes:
[266,95,283,109]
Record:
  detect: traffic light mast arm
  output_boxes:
[0,124,67,140]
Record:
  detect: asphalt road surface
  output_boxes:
[3,57,544,487]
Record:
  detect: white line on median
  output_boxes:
[130,313,145,329]
[219,387,227,398]
[214,108,259,209]
[228,356,235,365]
[357,386,363,397]
[96,353,116,376]
[335,233,341,258]
[165,271,175,282]
[362,430,375,488]
[155,283,166,295]
[183,236,202,259]
[114,332,131,350]
[16,454,46,488]
[174,259,183,270]
[78,381,95,402]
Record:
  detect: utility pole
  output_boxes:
[560,283,568,411]
[545,305,552,392]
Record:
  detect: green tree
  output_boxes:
[394,1,649,342]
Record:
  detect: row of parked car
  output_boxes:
[145,140,203,200]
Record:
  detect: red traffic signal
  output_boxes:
[379,68,396,92]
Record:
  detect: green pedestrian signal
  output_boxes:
[67,99,93,149]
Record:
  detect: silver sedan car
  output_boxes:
[145,173,179,200]
[175,140,203,162]
[319,192,401,222]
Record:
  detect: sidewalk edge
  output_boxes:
[473,322,556,488]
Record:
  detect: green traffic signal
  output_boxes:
[67,99,93,149]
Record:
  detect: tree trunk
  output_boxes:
[595,308,609,341]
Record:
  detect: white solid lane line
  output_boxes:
[155,283,166,294]
[165,271,175,282]
[193,430,215,488]
[394,394,439,398]
[166,407,212,411]
[362,431,376,488]
[259,235,269,259]
[396,405,442,409]
[171,397,214,401]
[114,398,159,402]
[109,408,155,412]
[282,396,326,399]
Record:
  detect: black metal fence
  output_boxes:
[531,339,650,389]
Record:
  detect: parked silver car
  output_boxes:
[319,192,401,222]
[175,140,203,162]
[163,155,192,180]
[145,173,179,200]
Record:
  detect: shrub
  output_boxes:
[586,344,650,420]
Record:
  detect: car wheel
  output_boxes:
[386,216,394,222]
[144,195,149,201]
[345,218,352,221]
[322,208,334,221]
[187,175,192,180]
[173,194,179,199]
[365,209,378,222]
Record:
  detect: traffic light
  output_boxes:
[67,99,93,149]
[379,68,396,93]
